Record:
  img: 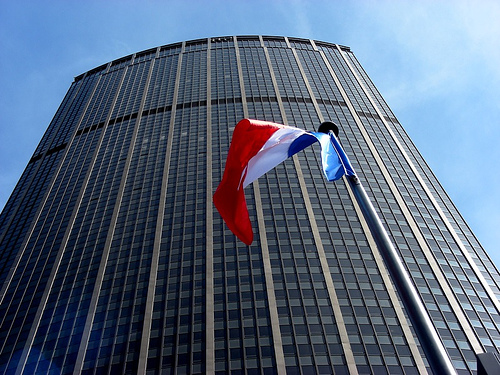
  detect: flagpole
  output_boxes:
[318,122,456,375]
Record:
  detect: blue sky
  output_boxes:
[1,0,499,265]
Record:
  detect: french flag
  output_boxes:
[213,119,351,245]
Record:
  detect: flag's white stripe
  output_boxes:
[243,127,306,188]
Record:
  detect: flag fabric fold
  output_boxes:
[213,119,352,245]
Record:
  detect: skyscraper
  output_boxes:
[0,35,499,374]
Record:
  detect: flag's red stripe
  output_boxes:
[213,119,280,245]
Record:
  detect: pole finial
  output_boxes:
[318,121,339,136]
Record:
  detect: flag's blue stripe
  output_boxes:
[288,133,317,158]
[289,132,347,182]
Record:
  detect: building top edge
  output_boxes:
[74,36,351,82]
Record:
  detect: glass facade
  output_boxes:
[0,35,499,374]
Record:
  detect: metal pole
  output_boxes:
[319,122,456,375]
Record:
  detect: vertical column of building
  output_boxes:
[184,41,208,373]
[147,43,216,374]
[133,46,170,375]
[134,46,181,374]
[205,38,215,375]
[209,36,278,374]
[232,36,286,375]
[147,40,209,374]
